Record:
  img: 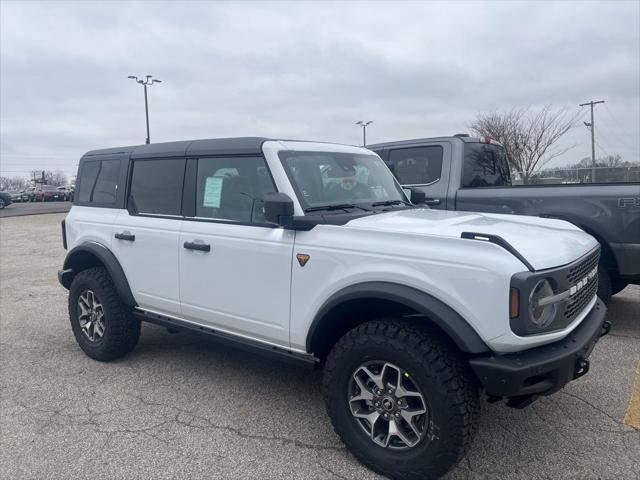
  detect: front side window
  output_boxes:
[462,143,511,188]
[389,146,443,185]
[195,157,276,223]
[129,159,186,215]
[279,151,406,210]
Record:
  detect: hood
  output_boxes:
[345,208,598,271]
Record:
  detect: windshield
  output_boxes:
[279,151,407,211]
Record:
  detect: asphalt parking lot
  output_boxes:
[1,213,638,480]
[0,201,72,218]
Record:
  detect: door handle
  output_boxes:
[115,232,135,242]
[424,198,441,206]
[183,241,211,252]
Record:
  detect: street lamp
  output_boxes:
[128,75,162,144]
[355,120,373,147]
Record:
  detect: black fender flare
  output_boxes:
[60,241,137,307]
[306,282,489,355]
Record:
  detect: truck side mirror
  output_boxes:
[408,188,426,205]
[264,192,294,227]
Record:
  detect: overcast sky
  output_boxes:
[1,0,639,180]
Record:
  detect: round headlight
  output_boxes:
[529,279,556,327]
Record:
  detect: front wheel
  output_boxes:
[323,320,479,480]
[0,199,5,209]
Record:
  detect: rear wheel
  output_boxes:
[68,267,140,361]
[323,319,479,480]
[0,198,5,209]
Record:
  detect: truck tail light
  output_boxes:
[480,136,493,144]
[510,288,519,318]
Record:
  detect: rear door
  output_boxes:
[454,142,515,214]
[178,155,294,347]
[386,143,451,209]
[111,157,185,317]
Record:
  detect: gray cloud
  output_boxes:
[1,0,638,179]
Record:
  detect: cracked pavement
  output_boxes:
[1,213,639,479]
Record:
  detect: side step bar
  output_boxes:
[133,309,320,368]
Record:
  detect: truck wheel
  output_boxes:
[0,199,5,209]
[323,319,479,480]
[610,276,628,296]
[597,266,612,305]
[68,267,140,361]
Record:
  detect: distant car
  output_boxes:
[0,191,12,209]
[23,187,36,202]
[56,186,73,201]
[33,185,64,202]
[8,190,23,203]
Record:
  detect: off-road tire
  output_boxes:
[597,266,612,305]
[68,267,140,361]
[323,319,480,480]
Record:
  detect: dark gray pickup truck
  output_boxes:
[369,136,640,303]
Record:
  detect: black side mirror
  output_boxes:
[264,192,294,227]
[409,188,426,205]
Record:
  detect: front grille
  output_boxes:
[562,249,599,322]
[566,249,599,284]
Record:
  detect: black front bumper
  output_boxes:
[470,298,608,406]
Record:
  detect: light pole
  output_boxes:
[128,75,162,144]
[579,100,605,182]
[355,120,373,147]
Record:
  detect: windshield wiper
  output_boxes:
[370,199,413,207]
[305,203,371,213]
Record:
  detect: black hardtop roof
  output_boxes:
[367,136,493,149]
[82,137,271,160]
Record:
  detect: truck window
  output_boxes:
[462,143,511,188]
[130,159,186,216]
[388,146,443,185]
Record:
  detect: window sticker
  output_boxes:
[203,176,223,208]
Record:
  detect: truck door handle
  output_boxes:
[183,241,211,252]
[115,232,135,242]
[424,198,441,206]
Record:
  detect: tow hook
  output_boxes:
[574,358,590,379]
[601,320,612,337]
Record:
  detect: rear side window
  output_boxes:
[77,161,100,202]
[76,159,121,204]
[388,146,443,185]
[92,160,120,203]
[462,144,511,188]
[129,159,186,215]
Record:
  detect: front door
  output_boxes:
[387,143,451,209]
[179,156,294,347]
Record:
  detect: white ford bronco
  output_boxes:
[59,138,609,479]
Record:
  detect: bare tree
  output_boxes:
[469,105,579,184]
[0,176,28,191]
[45,170,68,186]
